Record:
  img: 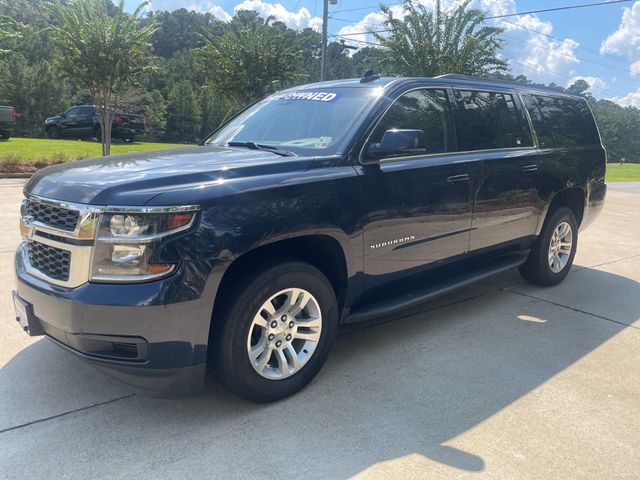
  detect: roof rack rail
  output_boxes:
[435,74,474,80]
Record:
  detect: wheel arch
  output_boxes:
[538,186,586,234]
[206,232,356,355]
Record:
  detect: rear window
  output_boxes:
[453,90,531,151]
[522,94,600,148]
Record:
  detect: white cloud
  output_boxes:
[336,0,581,83]
[566,76,607,95]
[612,88,640,107]
[601,1,640,77]
[207,4,232,22]
[233,0,322,31]
[499,14,580,82]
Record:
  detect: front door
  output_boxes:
[358,87,473,290]
[58,107,83,137]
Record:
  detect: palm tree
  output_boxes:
[199,11,305,104]
[372,0,508,77]
[47,0,157,156]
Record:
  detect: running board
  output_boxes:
[343,253,526,324]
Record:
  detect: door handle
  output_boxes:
[447,174,470,183]
[521,164,539,173]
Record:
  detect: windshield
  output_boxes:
[206,87,382,156]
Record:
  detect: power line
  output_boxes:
[487,0,633,19]
[331,0,634,37]
[499,18,630,66]
[501,33,630,73]
[330,31,630,97]
[330,2,403,14]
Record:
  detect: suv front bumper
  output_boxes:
[14,247,211,398]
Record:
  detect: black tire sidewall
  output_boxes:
[215,261,338,403]
[521,207,578,286]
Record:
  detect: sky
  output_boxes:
[136,0,640,107]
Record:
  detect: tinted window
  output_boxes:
[65,107,81,116]
[523,94,600,148]
[78,107,94,116]
[454,90,530,151]
[522,95,555,148]
[369,89,453,156]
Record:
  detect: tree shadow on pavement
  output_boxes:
[0,265,638,479]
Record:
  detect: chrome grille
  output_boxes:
[27,241,71,281]
[26,199,79,231]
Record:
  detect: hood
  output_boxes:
[25,145,316,205]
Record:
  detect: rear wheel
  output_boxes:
[212,261,338,403]
[94,126,102,142]
[519,206,578,286]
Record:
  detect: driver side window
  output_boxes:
[368,88,453,157]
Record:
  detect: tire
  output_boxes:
[519,206,578,286]
[124,135,135,143]
[212,260,338,403]
[94,127,102,142]
[46,127,59,139]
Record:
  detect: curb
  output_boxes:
[0,173,33,179]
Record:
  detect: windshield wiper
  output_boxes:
[227,141,296,157]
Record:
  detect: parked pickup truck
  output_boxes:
[13,74,606,402]
[0,105,16,139]
[44,105,146,142]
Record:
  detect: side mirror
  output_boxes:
[59,113,66,118]
[368,129,427,158]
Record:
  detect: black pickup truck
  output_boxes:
[13,74,606,402]
[44,105,146,142]
[0,105,16,139]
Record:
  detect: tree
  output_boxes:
[0,15,21,56]
[166,80,201,142]
[47,0,157,155]
[145,90,167,140]
[199,11,304,103]
[372,0,507,77]
[567,79,591,96]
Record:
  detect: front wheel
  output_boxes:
[519,206,578,286]
[46,127,59,139]
[212,261,338,403]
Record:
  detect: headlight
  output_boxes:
[90,206,199,282]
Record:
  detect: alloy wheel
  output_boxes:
[246,288,322,380]
[548,221,573,273]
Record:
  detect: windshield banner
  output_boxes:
[270,91,341,103]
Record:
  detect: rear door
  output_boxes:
[452,87,543,252]
[358,85,474,290]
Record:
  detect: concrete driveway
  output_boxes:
[0,179,638,479]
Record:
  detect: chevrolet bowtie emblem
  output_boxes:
[19,215,35,239]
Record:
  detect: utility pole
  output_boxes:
[320,0,337,82]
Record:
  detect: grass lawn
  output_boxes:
[606,163,640,182]
[0,137,191,173]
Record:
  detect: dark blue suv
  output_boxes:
[12,74,606,402]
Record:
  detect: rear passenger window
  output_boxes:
[369,89,453,156]
[454,90,530,151]
[523,94,600,148]
[522,95,555,148]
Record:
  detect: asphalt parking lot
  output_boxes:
[0,179,638,480]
